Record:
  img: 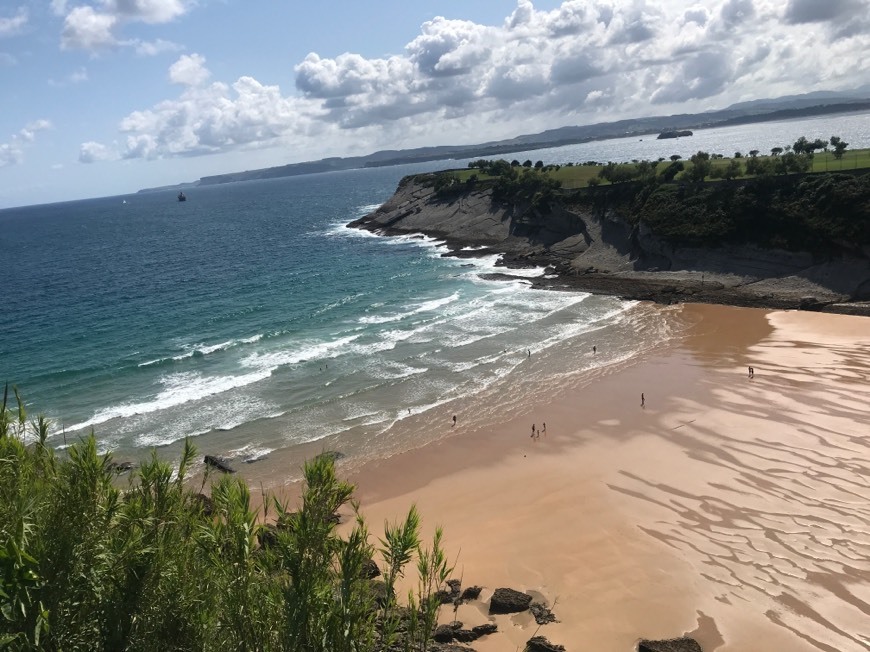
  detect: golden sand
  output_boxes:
[337,304,870,651]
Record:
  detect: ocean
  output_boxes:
[2,112,868,482]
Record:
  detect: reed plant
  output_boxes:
[0,386,453,650]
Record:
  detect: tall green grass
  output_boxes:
[0,387,452,650]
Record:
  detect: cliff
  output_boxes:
[349,176,870,315]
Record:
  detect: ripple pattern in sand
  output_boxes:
[610,338,870,652]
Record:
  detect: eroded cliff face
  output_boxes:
[350,176,870,313]
[353,177,585,255]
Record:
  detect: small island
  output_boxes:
[657,129,693,139]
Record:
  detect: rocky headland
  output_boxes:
[349,174,870,315]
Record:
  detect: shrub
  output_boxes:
[0,387,453,651]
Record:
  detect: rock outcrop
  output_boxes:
[204,455,235,473]
[638,638,703,652]
[349,176,870,315]
[525,635,567,651]
[489,587,533,614]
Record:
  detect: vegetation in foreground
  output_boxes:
[0,388,452,651]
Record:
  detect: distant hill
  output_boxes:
[137,91,870,193]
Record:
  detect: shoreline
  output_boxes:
[322,302,869,651]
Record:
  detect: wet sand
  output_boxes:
[333,304,870,651]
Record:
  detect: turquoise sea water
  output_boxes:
[3,113,868,478]
[1,161,639,468]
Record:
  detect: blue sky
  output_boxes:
[1,0,869,208]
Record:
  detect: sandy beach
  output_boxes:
[325,303,870,651]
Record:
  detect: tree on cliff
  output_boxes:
[793,136,809,155]
[434,172,461,195]
[687,151,712,182]
[723,159,743,180]
[830,136,849,161]
[661,160,684,182]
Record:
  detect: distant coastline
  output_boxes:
[137,99,870,193]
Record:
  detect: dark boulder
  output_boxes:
[489,587,532,614]
[315,450,345,463]
[433,624,455,643]
[368,580,388,607]
[108,461,135,473]
[258,524,280,549]
[530,601,558,625]
[638,638,703,652]
[460,585,483,601]
[437,578,463,604]
[472,623,498,636]
[452,629,478,643]
[432,620,497,644]
[204,455,235,473]
[526,635,566,651]
[362,557,380,579]
[193,493,214,516]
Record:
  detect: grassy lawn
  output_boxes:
[452,164,602,188]
[447,148,870,188]
[809,148,870,172]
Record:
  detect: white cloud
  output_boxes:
[86,0,870,165]
[85,64,313,160]
[51,0,69,17]
[683,7,709,26]
[783,0,860,24]
[0,120,51,167]
[169,53,210,86]
[48,67,89,87]
[0,142,21,167]
[132,38,182,56]
[0,6,27,37]
[62,6,118,50]
[105,0,187,23]
[79,141,115,163]
[19,120,52,142]
[60,0,193,52]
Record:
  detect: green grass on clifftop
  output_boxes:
[447,147,870,189]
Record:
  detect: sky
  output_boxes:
[1,0,869,208]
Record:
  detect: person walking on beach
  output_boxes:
[531,423,536,440]
[542,422,547,437]
[641,393,645,408]
[452,415,457,427]
[528,349,531,358]
[748,366,754,378]
[593,345,596,354]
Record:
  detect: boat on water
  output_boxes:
[177,191,187,202]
